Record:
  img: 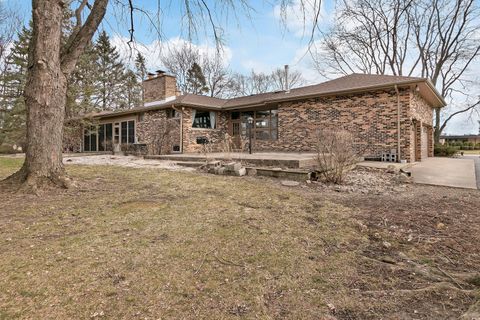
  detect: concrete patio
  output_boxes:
[410,157,478,189]
[145,152,318,168]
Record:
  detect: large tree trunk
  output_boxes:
[6,1,69,190]
[3,0,108,191]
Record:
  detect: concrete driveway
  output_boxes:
[410,157,478,189]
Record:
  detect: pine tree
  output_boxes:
[94,30,126,110]
[186,62,209,95]
[120,69,142,109]
[66,44,99,117]
[0,25,31,148]
[134,52,147,103]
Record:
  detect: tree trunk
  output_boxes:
[2,0,108,191]
[5,1,69,190]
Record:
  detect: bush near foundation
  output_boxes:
[315,129,359,184]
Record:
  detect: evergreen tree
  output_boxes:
[186,62,209,95]
[0,25,31,148]
[120,69,142,109]
[94,30,126,110]
[134,52,147,103]
[66,44,99,117]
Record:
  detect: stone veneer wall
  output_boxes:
[136,110,181,154]
[253,88,418,161]
[180,107,229,153]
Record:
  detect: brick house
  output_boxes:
[77,72,445,162]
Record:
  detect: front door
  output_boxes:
[230,111,254,151]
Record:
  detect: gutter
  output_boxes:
[394,85,401,162]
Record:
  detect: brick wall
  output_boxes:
[253,88,416,161]
[181,108,229,153]
[143,75,177,103]
[88,88,435,161]
[136,110,181,154]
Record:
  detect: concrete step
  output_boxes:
[145,155,207,162]
[174,161,205,168]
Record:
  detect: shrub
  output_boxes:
[434,144,458,156]
[315,129,359,184]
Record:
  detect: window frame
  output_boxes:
[231,109,278,141]
[193,111,215,129]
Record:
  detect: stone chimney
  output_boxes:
[143,70,177,103]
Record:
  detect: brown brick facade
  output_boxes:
[252,89,418,161]
[81,75,438,162]
[180,108,229,153]
[143,75,177,103]
[116,88,435,161]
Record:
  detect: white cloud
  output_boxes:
[110,36,233,72]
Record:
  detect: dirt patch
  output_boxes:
[63,154,196,171]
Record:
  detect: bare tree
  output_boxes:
[230,67,306,96]
[314,0,480,142]
[271,67,306,90]
[0,3,20,68]
[2,0,322,190]
[161,42,235,98]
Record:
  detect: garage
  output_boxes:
[421,125,429,159]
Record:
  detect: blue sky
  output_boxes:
[5,0,333,79]
[3,0,479,134]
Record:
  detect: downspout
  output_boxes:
[394,85,401,162]
[172,105,183,153]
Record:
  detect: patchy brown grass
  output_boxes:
[0,157,479,319]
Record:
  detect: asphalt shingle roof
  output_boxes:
[83,73,444,119]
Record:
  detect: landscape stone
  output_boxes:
[281,180,300,187]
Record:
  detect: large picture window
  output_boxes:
[192,110,216,129]
[231,109,278,140]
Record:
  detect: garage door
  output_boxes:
[421,125,429,159]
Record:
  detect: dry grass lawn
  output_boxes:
[0,157,479,319]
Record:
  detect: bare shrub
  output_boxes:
[149,120,172,155]
[315,129,359,184]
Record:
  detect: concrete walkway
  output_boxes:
[464,155,480,189]
[410,157,478,189]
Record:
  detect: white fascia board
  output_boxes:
[144,95,177,107]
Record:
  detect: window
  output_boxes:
[121,121,128,144]
[254,109,277,140]
[120,120,135,144]
[193,110,216,129]
[83,126,98,152]
[98,124,105,151]
[127,120,135,144]
[137,113,145,122]
[167,109,180,119]
[230,109,278,140]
